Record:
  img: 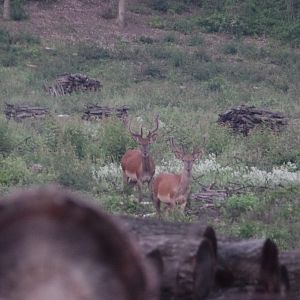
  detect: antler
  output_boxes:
[147,114,159,138]
[170,138,184,159]
[129,120,144,139]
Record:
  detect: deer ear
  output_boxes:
[193,150,203,161]
[150,133,158,143]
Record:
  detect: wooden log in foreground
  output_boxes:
[0,187,157,300]
[120,216,299,300]
[0,187,298,300]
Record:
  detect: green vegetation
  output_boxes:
[0,0,300,249]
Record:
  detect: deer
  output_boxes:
[152,138,203,215]
[121,115,159,202]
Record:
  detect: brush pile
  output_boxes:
[45,73,102,96]
[4,103,49,121]
[218,105,288,135]
[82,104,129,122]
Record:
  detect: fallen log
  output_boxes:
[4,103,49,121]
[81,104,129,123]
[119,216,299,300]
[218,105,288,136]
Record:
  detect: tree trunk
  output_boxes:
[3,0,11,20]
[120,216,300,300]
[118,0,126,28]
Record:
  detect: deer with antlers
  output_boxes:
[152,138,203,215]
[121,115,159,202]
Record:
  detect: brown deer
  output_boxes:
[121,115,159,201]
[152,138,203,215]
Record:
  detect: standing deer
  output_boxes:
[121,115,159,201]
[152,138,203,215]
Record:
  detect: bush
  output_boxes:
[77,43,111,60]
[142,65,165,79]
[11,0,27,21]
[222,43,238,55]
[64,126,88,159]
[190,62,219,81]
[163,33,177,43]
[54,153,94,191]
[189,33,205,46]
[150,0,169,12]
[139,36,156,44]
[0,119,15,156]
[99,120,136,163]
[0,156,31,186]
[225,194,260,219]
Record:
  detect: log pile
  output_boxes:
[0,186,299,300]
[82,104,130,122]
[4,103,49,121]
[45,73,102,96]
[218,105,288,135]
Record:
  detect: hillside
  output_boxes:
[0,0,300,249]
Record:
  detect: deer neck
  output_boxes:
[178,168,192,195]
[141,154,152,174]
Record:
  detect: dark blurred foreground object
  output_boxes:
[4,103,49,122]
[0,186,156,300]
[45,73,102,96]
[218,105,288,136]
[0,187,298,300]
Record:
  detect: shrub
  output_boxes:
[190,62,219,81]
[99,120,136,163]
[222,43,238,55]
[11,0,27,21]
[225,194,260,219]
[139,36,155,44]
[194,48,211,62]
[189,33,205,46]
[0,119,15,156]
[142,65,165,79]
[163,33,177,43]
[64,126,88,159]
[53,153,94,191]
[0,156,31,186]
[206,77,225,92]
[77,43,111,60]
[169,51,186,68]
[150,0,169,13]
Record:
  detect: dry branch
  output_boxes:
[218,105,288,135]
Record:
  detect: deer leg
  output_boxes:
[177,195,187,214]
[152,194,161,216]
[164,202,175,216]
[136,181,143,202]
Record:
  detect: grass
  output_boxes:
[0,14,300,249]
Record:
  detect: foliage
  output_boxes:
[224,193,260,219]
[98,120,136,163]
[11,0,27,21]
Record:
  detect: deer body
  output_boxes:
[121,116,159,201]
[152,138,203,214]
[121,149,155,186]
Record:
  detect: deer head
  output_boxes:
[129,115,159,157]
[170,138,203,174]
